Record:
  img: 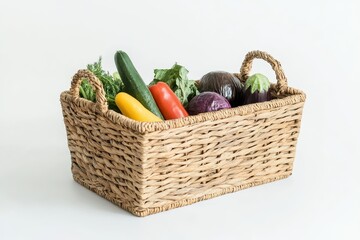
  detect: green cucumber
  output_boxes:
[114,51,164,120]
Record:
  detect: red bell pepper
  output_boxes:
[149,82,189,120]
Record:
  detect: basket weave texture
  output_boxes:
[60,51,306,216]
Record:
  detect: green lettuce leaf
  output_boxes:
[149,63,199,107]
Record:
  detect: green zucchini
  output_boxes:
[114,51,164,119]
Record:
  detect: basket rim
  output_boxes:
[60,84,306,134]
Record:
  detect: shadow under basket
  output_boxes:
[60,50,306,217]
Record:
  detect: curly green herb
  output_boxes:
[79,57,123,112]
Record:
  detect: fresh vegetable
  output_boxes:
[115,92,162,122]
[187,92,231,115]
[149,63,199,108]
[199,71,243,107]
[114,50,164,119]
[243,73,271,104]
[79,57,123,112]
[149,82,189,120]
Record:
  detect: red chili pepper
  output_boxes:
[149,82,189,120]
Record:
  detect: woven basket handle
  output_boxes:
[70,69,108,112]
[240,50,288,93]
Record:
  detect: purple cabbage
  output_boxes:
[187,92,231,115]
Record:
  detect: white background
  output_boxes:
[1,0,360,239]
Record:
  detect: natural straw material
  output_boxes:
[60,50,306,217]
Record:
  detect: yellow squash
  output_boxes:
[115,92,162,122]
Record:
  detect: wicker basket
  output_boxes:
[60,50,306,217]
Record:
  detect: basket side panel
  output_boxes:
[140,101,305,212]
[60,92,146,212]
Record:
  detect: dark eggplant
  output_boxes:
[199,71,243,107]
[187,92,231,115]
[243,73,271,105]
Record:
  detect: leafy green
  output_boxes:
[149,63,199,107]
[79,57,123,112]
